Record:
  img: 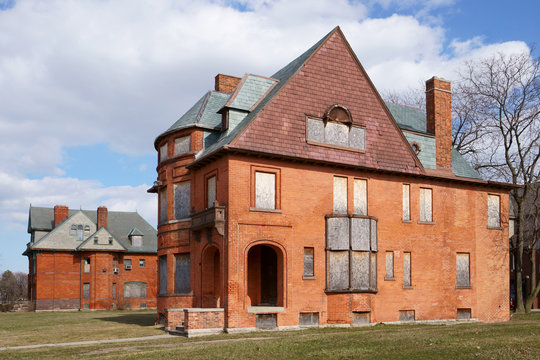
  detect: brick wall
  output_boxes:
[426,77,452,170]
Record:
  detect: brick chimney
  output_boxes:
[426,77,452,170]
[97,206,108,229]
[215,74,241,94]
[53,205,69,227]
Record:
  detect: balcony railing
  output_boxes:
[191,201,226,236]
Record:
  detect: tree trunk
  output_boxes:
[515,199,526,313]
[525,250,539,312]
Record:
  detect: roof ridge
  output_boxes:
[195,91,212,123]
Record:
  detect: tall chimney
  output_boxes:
[215,74,241,94]
[97,206,108,229]
[426,77,452,170]
[53,205,69,227]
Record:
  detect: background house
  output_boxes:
[25,205,157,311]
[150,27,511,335]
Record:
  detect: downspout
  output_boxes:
[79,252,81,311]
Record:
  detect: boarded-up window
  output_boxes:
[304,248,314,277]
[457,308,471,319]
[354,179,367,215]
[326,216,377,292]
[131,235,142,247]
[299,312,319,327]
[255,172,275,209]
[333,176,347,214]
[83,258,90,273]
[456,253,470,287]
[207,175,216,208]
[256,313,277,329]
[419,188,432,222]
[159,187,167,224]
[385,251,394,279]
[159,256,167,295]
[83,283,90,299]
[399,310,415,322]
[174,181,190,219]
[112,283,116,299]
[488,194,500,228]
[403,252,411,287]
[124,282,147,298]
[159,143,168,162]
[174,136,190,156]
[403,184,410,221]
[306,117,365,151]
[175,253,190,294]
[352,311,370,325]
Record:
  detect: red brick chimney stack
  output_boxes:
[97,206,108,229]
[215,74,241,94]
[53,205,69,227]
[426,76,452,170]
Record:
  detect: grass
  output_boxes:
[0,311,539,359]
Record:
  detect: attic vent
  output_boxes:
[324,104,352,126]
[411,142,421,155]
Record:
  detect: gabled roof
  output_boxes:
[385,102,428,134]
[225,74,278,112]
[27,207,157,253]
[76,227,127,252]
[127,227,144,236]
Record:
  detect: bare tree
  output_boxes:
[523,185,540,310]
[459,49,540,313]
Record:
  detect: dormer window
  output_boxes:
[306,105,365,151]
[108,237,113,245]
[94,237,98,244]
[132,236,142,247]
[70,225,77,236]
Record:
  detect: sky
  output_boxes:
[0,0,538,273]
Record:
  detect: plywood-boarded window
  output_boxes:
[175,253,190,294]
[159,256,167,295]
[112,283,116,299]
[159,143,168,162]
[403,184,410,221]
[207,175,216,209]
[83,283,90,299]
[419,188,432,222]
[333,176,347,214]
[352,311,370,325]
[403,252,411,287]
[174,181,190,219]
[159,187,167,224]
[124,282,147,298]
[488,194,500,228]
[399,310,415,322]
[304,247,314,277]
[385,251,394,279]
[83,258,90,273]
[255,172,276,209]
[306,117,365,151]
[299,312,319,327]
[174,136,190,156]
[457,308,471,319]
[456,253,470,287]
[354,179,367,215]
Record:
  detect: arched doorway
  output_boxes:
[201,246,221,308]
[247,244,284,307]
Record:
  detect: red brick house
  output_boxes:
[150,27,511,335]
[24,205,157,311]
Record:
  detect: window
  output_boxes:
[83,258,90,273]
[139,259,145,268]
[326,216,377,292]
[174,136,190,156]
[174,181,191,219]
[159,256,167,295]
[255,172,276,209]
[159,187,167,224]
[488,194,500,228]
[299,312,319,327]
[385,251,394,280]
[124,282,147,298]
[83,283,90,299]
[131,235,142,247]
[403,252,411,287]
[403,184,410,221]
[124,259,132,270]
[333,176,347,214]
[174,253,190,294]
[108,237,113,245]
[456,253,470,287]
[419,188,432,222]
[354,179,367,215]
[94,237,98,245]
[303,248,314,278]
[457,308,471,319]
[399,310,415,322]
[77,225,84,241]
[306,107,365,151]
[207,175,217,209]
[112,283,116,299]
[112,257,117,268]
[70,224,77,236]
[159,142,168,162]
[84,225,90,234]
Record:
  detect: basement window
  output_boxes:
[457,308,471,319]
[399,310,415,322]
[299,312,319,327]
[352,311,370,326]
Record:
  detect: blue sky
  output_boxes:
[0,0,538,273]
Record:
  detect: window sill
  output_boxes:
[306,140,365,153]
[402,285,414,289]
[487,226,503,230]
[402,220,412,223]
[302,276,316,280]
[455,286,472,290]
[384,277,396,281]
[417,221,435,225]
[249,207,282,214]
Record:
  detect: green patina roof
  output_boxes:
[385,102,428,134]
[27,207,157,253]
[227,75,277,111]
[167,91,230,131]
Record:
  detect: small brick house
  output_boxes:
[150,27,512,335]
[24,205,158,311]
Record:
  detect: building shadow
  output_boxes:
[98,312,157,327]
